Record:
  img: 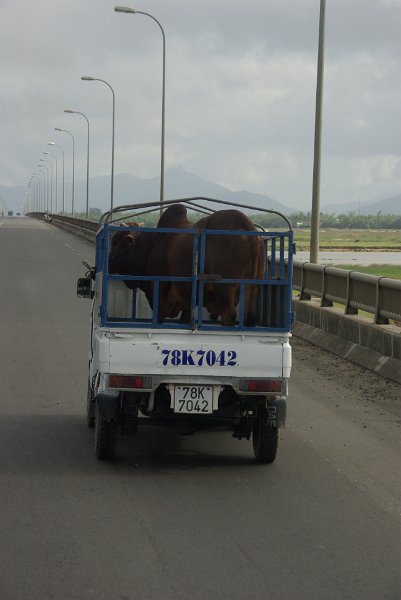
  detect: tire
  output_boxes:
[252,410,279,463]
[95,404,118,460]
[86,381,95,428]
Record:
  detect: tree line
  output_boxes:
[76,208,401,230]
[251,212,401,229]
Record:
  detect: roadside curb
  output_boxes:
[51,219,96,243]
[293,314,401,384]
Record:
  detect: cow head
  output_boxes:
[108,222,147,277]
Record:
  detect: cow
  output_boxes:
[108,204,264,326]
[108,221,153,306]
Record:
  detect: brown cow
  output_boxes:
[108,221,153,306]
[108,204,264,326]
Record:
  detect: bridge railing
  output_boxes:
[293,262,401,325]
[31,212,401,325]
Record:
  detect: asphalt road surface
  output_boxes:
[1,216,400,600]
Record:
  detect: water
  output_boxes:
[295,251,400,266]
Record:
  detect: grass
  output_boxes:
[334,264,401,280]
[294,228,401,250]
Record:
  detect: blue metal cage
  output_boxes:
[95,222,294,332]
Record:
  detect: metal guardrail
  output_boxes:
[53,214,98,232]
[293,262,401,325]
[32,213,401,325]
[29,213,98,232]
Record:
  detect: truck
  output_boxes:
[77,197,295,463]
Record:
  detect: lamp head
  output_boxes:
[64,109,75,113]
[115,6,136,14]
[55,127,64,132]
[81,75,95,81]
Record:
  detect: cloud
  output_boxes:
[0,0,400,208]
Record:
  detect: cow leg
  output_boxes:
[179,307,191,324]
[212,285,237,326]
[244,284,259,326]
[221,308,237,326]
[156,282,172,322]
[162,283,190,323]
[202,286,218,321]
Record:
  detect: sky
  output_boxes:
[1,0,400,211]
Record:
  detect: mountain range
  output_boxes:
[320,194,401,216]
[1,166,400,216]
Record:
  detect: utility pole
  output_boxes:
[310,0,326,264]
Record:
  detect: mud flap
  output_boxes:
[265,397,287,428]
[96,391,121,421]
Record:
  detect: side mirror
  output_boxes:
[77,277,93,299]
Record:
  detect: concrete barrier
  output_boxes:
[293,299,400,384]
[51,218,96,243]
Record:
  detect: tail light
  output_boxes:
[108,375,152,389]
[239,379,282,393]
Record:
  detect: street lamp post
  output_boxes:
[81,76,115,211]
[48,142,65,214]
[64,109,90,218]
[32,177,39,212]
[31,174,41,212]
[43,151,58,213]
[37,170,46,212]
[32,178,39,212]
[27,177,34,211]
[26,183,32,213]
[41,158,53,212]
[27,180,33,212]
[37,163,49,211]
[310,0,326,264]
[55,127,75,216]
[33,171,42,211]
[28,176,38,212]
[39,171,46,212]
[115,6,166,209]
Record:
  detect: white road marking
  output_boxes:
[47,225,94,263]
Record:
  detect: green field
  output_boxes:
[334,264,401,280]
[294,228,401,250]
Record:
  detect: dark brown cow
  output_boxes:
[108,204,264,326]
[108,221,153,306]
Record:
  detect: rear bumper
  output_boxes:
[95,389,287,429]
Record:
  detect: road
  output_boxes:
[0,216,400,600]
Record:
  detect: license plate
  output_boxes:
[173,385,213,414]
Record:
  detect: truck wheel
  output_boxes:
[252,411,279,463]
[87,381,95,428]
[95,405,117,460]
